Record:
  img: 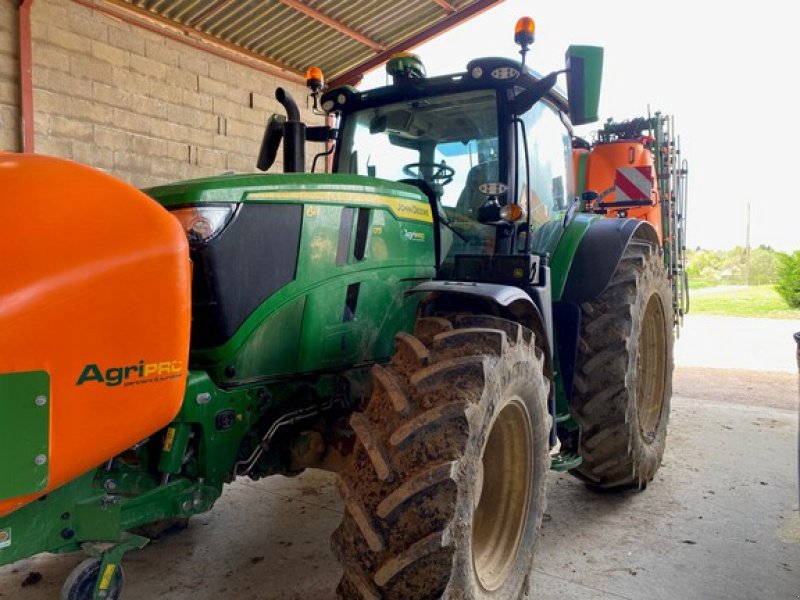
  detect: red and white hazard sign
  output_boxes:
[614,166,653,203]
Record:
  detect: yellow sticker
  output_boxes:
[163,427,176,452]
[99,563,116,590]
[248,190,432,223]
[513,268,524,279]
[305,206,320,218]
[372,226,383,235]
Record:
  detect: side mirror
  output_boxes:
[256,114,285,172]
[565,45,603,126]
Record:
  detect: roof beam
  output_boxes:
[275,0,386,52]
[75,0,304,83]
[330,0,501,88]
[187,0,235,27]
[431,0,456,13]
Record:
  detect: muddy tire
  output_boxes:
[569,240,674,489]
[332,315,550,599]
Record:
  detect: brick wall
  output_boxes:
[0,0,19,152]
[1,0,323,187]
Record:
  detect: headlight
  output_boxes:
[170,205,235,244]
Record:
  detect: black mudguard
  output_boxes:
[554,218,659,404]
[409,278,557,444]
[561,218,658,304]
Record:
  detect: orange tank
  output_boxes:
[576,140,663,243]
[0,153,191,518]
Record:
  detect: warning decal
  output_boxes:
[614,166,653,203]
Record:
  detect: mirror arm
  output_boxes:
[510,71,558,114]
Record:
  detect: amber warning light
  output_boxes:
[514,17,535,49]
[306,66,325,114]
[306,67,324,93]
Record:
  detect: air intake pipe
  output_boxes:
[276,87,305,173]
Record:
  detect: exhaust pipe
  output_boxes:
[276,87,305,173]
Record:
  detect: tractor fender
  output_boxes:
[560,217,659,304]
[553,217,659,407]
[409,279,556,444]
[409,281,549,351]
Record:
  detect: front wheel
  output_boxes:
[332,315,550,599]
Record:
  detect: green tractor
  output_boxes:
[0,23,684,600]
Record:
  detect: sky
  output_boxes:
[361,1,798,252]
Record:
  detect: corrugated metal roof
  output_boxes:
[117,0,502,86]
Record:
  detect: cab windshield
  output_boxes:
[337,89,501,265]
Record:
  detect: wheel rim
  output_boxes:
[472,397,532,591]
[636,294,667,442]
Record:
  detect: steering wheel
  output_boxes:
[402,162,455,186]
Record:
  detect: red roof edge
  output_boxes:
[329,0,504,88]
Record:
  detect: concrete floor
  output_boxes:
[1,315,798,599]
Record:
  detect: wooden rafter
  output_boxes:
[78,0,305,82]
[330,0,500,87]
[431,0,456,13]
[275,0,386,52]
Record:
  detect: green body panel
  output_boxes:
[147,172,428,212]
[164,371,264,483]
[549,214,598,302]
[575,151,589,196]
[149,174,436,383]
[0,472,95,562]
[546,215,600,434]
[0,371,50,499]
[203,221,432,384]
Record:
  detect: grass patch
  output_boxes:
[687,279,717,290]
[688,285,800,319]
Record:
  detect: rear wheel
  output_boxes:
[568,240,673,489]
[332,315,550,599]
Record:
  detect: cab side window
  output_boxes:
[518,101,573,235]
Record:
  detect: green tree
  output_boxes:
[775,251,800,308]
[687,246,781,287]
[749,246,779,285]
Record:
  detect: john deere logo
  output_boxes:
[0,529,10,549]
[76,360,184,387]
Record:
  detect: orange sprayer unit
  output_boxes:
[0,154,191,518]
[573,114,689,326]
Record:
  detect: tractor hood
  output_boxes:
[144,174,436,380]
[146,172,430,214]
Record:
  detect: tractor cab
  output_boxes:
[321,45,603,286]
